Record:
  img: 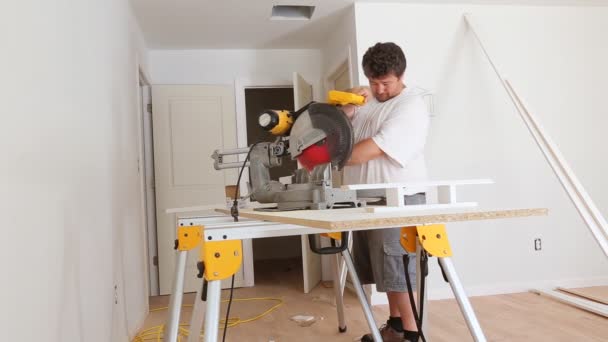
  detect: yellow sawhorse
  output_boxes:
[166,224,486,342]
[400,224,486,341]
[165,225,242,342]
[321,225,486,342]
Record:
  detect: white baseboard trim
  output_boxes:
[367,276,608,305]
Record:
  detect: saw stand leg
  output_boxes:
[316,232,382,342]
[401,225,487,342]
[331,249,347,332]
[325,232,353,333]
[165,225,243,342]
[187,273,207,342]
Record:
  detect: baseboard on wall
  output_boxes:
[428,276,608,301]
[367,276,608,305]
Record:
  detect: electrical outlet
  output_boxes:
[534,238,542,251]
[114,285,118,304]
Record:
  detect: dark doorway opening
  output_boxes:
[245,87,298,180]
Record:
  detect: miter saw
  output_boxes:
[211,92,366,214]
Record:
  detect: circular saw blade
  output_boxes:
[305,103,354,169]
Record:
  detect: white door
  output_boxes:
[152,85,244,294]
[293,72,322,293]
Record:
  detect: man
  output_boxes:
[341,42,430,342]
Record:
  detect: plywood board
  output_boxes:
[215,207,548,230]
[557,286,608,306]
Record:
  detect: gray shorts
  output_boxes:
[352,193,426,293]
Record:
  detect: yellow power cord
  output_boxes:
[132,297,284,342]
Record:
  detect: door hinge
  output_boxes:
[147,103,152,113]
[153,255,158,266]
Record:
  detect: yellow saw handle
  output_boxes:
[327,90,365,106]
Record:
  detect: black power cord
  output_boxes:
[231,142,260,222]
[404,252,428,342]
[221,274,236,342]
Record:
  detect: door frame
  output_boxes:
[325,59,353,92]
[234,77,293,287]
[136,67,159,296]
[234,78,293,150]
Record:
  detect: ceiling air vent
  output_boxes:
[271,5,315,20]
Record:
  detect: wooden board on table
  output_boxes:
[215,207,548,230]
[557,286,608,306]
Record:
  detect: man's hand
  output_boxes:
[340,86,371,119]
[346,138,385,165]
[347,86,371,103]
[340,104,357,119]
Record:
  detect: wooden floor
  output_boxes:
[138,258,608,341]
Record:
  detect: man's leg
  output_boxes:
[385,194,426,340]
[360,290,419,341]
[387,291,417,331]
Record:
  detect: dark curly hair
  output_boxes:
[362,42,406,79]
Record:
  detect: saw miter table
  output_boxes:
[165,206,547,342]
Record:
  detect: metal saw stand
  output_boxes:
[163,226,384,342]
[402,224,487,342]
[165,224,243,342]
[322,225,487,342]
[164,221,487,342]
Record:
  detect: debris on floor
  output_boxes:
[289,314,317,327]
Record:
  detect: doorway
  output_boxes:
[243,87,303,265]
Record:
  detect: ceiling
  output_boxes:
[131,0,355,49]
[131,0,608,50]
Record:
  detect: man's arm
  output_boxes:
[346,138,384,165]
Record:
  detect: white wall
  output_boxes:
[0,1,149,341]
[354,3,608,298]
[149,49,323,101]
[321,6,359,93]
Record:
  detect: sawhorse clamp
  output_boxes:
[401,225,487,342]
[165,225,243,342]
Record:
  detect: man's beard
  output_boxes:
[375,93,391,102]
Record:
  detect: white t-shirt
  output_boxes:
[342,86,430,195]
